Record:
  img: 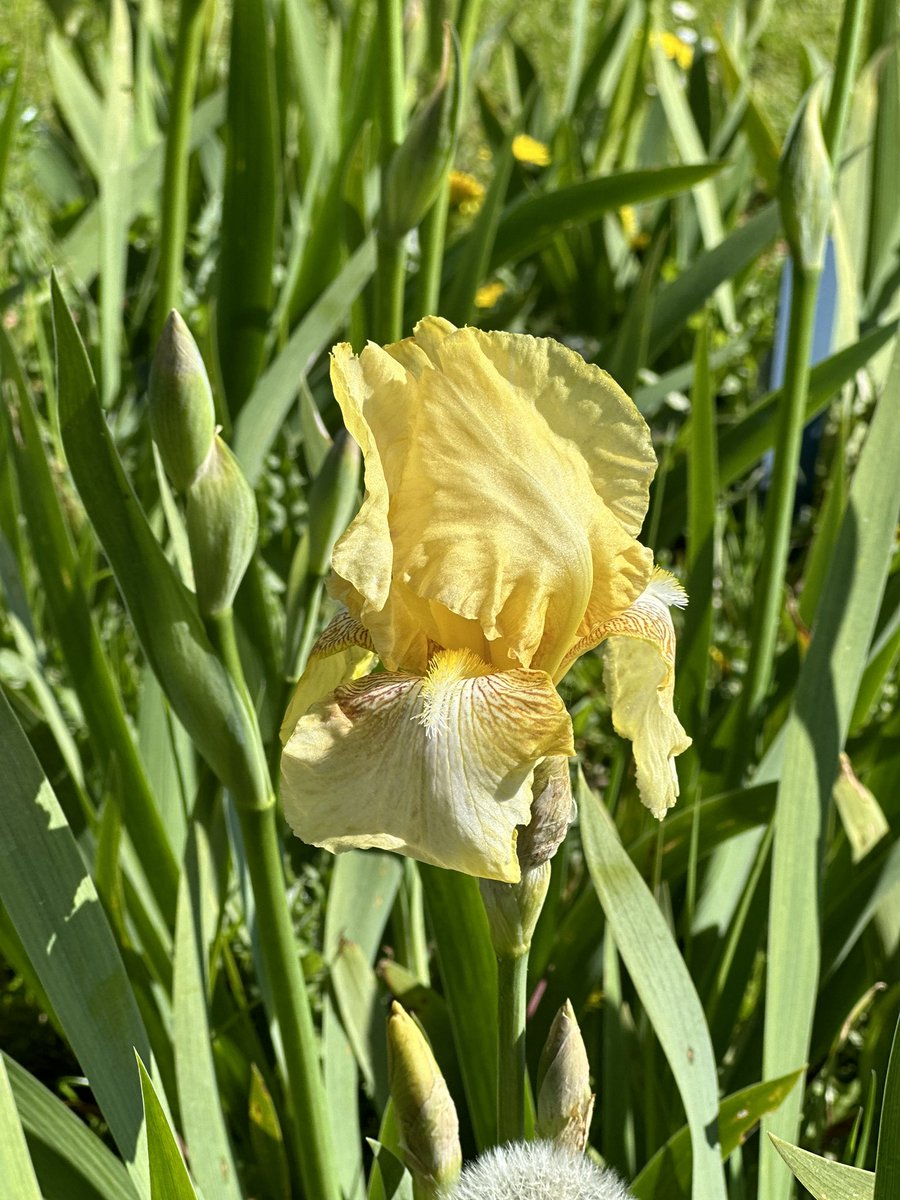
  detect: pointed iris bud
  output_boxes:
[186,436,259,616]
[381,24,461,239]
[536,1000,595,1153]
[387,1002,462,1196]
[306,429,361,578]
[148,311,217,492]
[778,82,832,271]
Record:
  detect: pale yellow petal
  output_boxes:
[279,610,376,745]
[280,650,575,882]
[596,569,691,818]
[329,323,656,677]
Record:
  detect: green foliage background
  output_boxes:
[0,0,899,1198]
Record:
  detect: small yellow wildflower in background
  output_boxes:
[651,29,694,70]
[512,133,551,167]
[280,319,691,883]
[474,281,506,309]
[448,169,485,216]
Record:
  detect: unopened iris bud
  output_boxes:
[306,429,361,578]
[381,24,461,239]
[536,1000,595,1153]
[778,82,832,271]
[148,311,216,492]
[186,437,259,616]
[388,1002,462,1196]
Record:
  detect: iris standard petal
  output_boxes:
[280,649,575,882]
[591,569,692,818]
[330,321,656,677]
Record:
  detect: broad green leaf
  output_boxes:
[761,337,900,1197]
[0,687,150,1194]
[579,774,727,1200]
[137,1056,199,1200]
[420,865,497,1151]
[656,320,899,547]
[3,1051,137,1200]
[489,164,721,271]
[769,1134,874,1200]
[652,44,734,327]
[233,236,376,485]
[46,32,104,178]
[52,276,260,802]
[0,1055,42,1200]
[331,939,385,1101]
[173,812,242,1200]
[874,1015,900,1198]
[323,851,403,1200]
[649,201,780,359]
[367,1138,413,1200]
[631,1069,804,1199]
[58,92,225,287]
[1,322,179,923]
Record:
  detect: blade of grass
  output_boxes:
[579,774,727,1200]
[420,865,498,1151]
[1,324,179,924]
[0,1056,42,1200]
[580,772,729,1200]
[631,1068,804,1199]
[655,320,898,548]
[0,65,21,203]
[173,806,242,1200]
[488,163,722,271]
[873,1014,900,1197]
[769,1135,874,1200]
[45,32,103,178]
[652,44,735,328]
[0,686,150,1194]
[3,1051,137,1200]
[137,1056,199,1200]
[760,337,900,1196]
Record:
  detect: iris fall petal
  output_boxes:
[281,649,574,882]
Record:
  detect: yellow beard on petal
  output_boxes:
[418,648,493,738]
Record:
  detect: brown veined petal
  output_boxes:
[589,569,692,819]
[331,323,654,677]
[279,610,376,745]
[280,649,575,882]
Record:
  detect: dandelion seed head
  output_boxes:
[443,1141,634,1200]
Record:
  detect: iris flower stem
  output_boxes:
[727,265,821,783]
[496,949,529,1144]
[209,609,341,1200]
[375,234,406,344]
[415,184,450,320]
[156,0,207,337]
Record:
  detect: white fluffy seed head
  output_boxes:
[443,1141,634,1200]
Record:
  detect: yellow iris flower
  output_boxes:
[280,318,691,883]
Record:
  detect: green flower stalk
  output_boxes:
[536,1000,594,1153]
[388,1002,462,1198]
